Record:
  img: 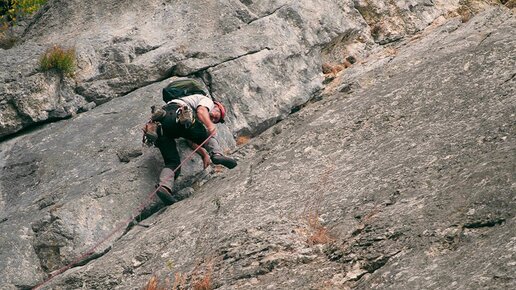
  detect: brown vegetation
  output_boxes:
[143,275,168,290]
[143,260,213,290]
[306,210,334,245]
[236,135,251,146]
[322,55,357,76]
[502,0,516,8]
[191,260,213,290]
[172,273,187,290]
[449,0,505,23]
[142,273,187,290]
[303,165,335,246]
[39,45,76,76]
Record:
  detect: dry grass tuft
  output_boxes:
[0,0,47,23]
[322,63,345,75]
[322,56,357,84]
[303,165,335,246]
[39,45,76,76]
[191,261,214,290]
[143,275,159,290]
[172,272,186,290]
[503,0,516,8]
[1,0,46,48]
[236,135,251,146]
[456,5,474,23]
[143,273,186,290]
[306,210,334,245]
[143,275,167,290]
[448,0,504,23]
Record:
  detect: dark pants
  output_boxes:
[155,103,222,190]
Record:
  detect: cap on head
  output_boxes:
[214,101,226,123]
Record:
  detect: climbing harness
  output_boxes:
[175,104,195,128]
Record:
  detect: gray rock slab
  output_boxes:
[1,0,463,138]
[0,78,234,288]
[32,7,515,290]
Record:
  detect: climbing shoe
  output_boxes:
[155,185,179,205]
[211,153,237,169]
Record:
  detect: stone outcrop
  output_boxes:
[2,0,486,139]
[0,1,514,289]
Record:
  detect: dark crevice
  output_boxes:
[362,255,390,273]
[174,48,272,77]
[32,244,113,290]
[502,72,515,84]
[72,246,112,268]
[463,218,505,229]
[121,174,207,236]
[477,31,493,46]
[245,164,254,187]
[231,84,323,139]
[362,250,401,276]
[0,113,73,143]
[121,203,167,236]
[134,45,161,56]
[246,5,287,25]
[200,71,215,99]
[289,87,324,114]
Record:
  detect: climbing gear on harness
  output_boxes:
[176,105,195,128]
[142,120,162,146]
[142,104,169,146]
[150,105,166,121]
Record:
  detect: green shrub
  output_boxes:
[39,45,76,76]
[0,0,47,23]
[1,0,46,47]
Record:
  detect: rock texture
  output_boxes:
[0,1,514,290]
[2,0,483,139]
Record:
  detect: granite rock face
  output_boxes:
[1,0,474,139]
[38,7,514,289]
[0,1,514,290]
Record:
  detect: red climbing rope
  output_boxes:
[33,131,216,290]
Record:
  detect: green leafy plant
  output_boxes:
[0,0,47,23]
[39,45,76,76]
[1,1,46,48]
